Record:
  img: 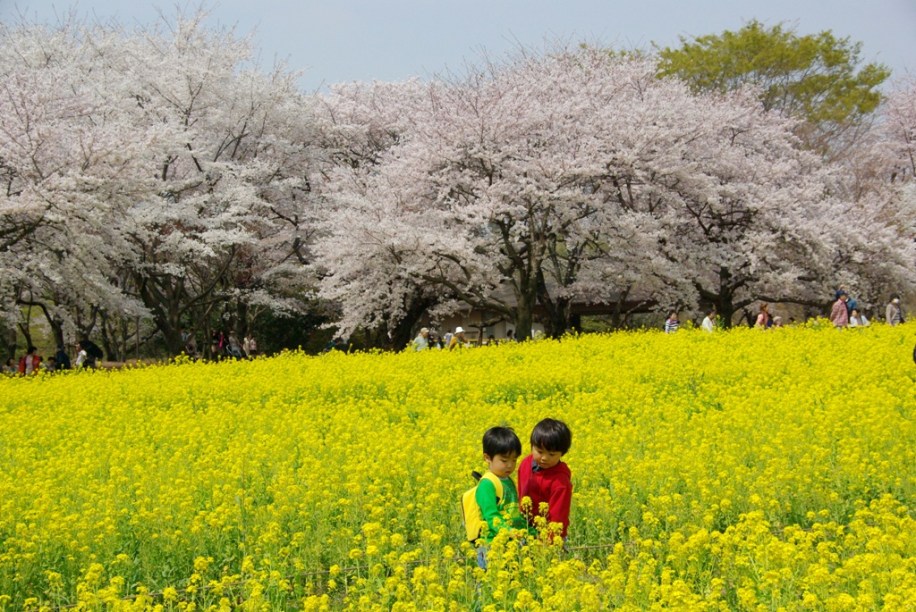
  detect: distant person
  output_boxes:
[836,286,858,317]
[664,312,679,333]
[412,327,430,351]
[18,346,42,375]
[2,358,15,375]
[518,418,573,541]
[242,333,258,358]
[848,309,869,327]
[754,303,771,329]
[75,343,88,368]
[886,295,905,326]
[210,330,226,361]
[830,292,849,328]
[75,340,101,369]
[506,329,516,342]
[448,327,468,350]
[181,328,198,358]
[227,333,243,359]
[701,308,716,332]
[54,345,71,370]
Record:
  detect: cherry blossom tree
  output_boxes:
[0,20,149,351]
[828,79,916,307]
[108,14,323,352]
[317,48,859,340]
[0,12,323,355]
[311,80,446,347]
[878,78,916,183]
[3,19,911,354]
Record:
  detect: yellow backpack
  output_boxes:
[460,471,504,542]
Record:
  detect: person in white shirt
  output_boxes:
[74,343,88,367]
[242,333,258,357]
[849,308,869,327]
[701,308,716,332]
[412,327,430,351]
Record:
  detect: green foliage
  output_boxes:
[656,20,890,154]
[249,310,332,355]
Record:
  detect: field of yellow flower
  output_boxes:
[1,323,914,610]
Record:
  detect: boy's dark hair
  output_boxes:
[482,426,522,457]
[530,418,572,454]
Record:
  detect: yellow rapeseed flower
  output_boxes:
[0,324,912,609]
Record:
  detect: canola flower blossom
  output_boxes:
[0,323,914,610]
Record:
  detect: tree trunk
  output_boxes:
[49,320,64,351]
[137,281,183,355]
[237,301,250,338]
[696,267,740,328]
[1,324,16,361]
[536,266,572,337]
[514,278,537,341]
[16,303,34,350]
[37,304,65,350]
[389,295,435,351]
[541,296,572,338]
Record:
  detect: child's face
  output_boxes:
[531,445,564,470]
[484,452,519,478]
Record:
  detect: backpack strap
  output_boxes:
[480,471,504,502]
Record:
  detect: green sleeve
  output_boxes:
[475,477,503,539]
[476,476,528,540]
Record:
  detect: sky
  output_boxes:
[1,0,914,93]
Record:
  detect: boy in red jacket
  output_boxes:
[518,418,573,540]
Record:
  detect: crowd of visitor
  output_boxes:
[180,328,259,361]
[2,290,911,373]
[662,290,905,334]
[1,330,261,376]
[1,338,104,376]
[406,291,907,350]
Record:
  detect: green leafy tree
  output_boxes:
[657,20,890,157]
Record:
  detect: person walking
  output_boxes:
[830,292,849,328]
[75,339,102,368]
[754,303,771,329]
[243,333,258,358]
[886,295,905,326]
[849,309,869,327]
[412,327,430,351]
[701,308,716,332]
[664,312,679,333]
[448,327,468,350]
[227,333,243,359]
[54,345,71,370]
[17,346,42,375]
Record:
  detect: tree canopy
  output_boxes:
[657,20,890,156]
[0,13,322,356]
[315,49,913,339]
[0,14,913,354]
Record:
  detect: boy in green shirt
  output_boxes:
[474,426,528,569]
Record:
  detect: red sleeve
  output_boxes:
[547,468,572,538]
[517,454,532,501]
